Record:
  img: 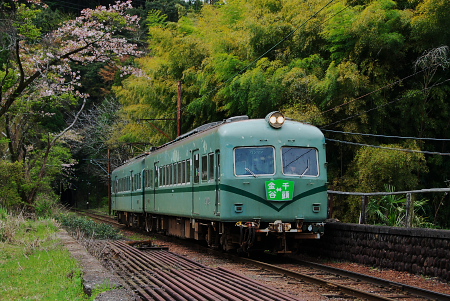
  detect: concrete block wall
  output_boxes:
[300,222,450,281]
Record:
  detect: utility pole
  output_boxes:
[108,148,111,215]
[178,81,182,136]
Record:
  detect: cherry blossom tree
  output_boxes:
[0,0,141,118]
[0,0,142,207]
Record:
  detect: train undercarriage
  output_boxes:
[116,211,325,254]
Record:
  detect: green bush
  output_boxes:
[0,206,8,219]
[0,161,23,209]
[57,213,122,240]
[34,193,59,218]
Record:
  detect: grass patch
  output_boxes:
[56,213,122,240]
[0,215,92,300]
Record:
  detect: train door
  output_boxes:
[215,150,220,216]
[192,150,200,215]
[112,176,117,210]
[129,170,134,211]
[131,171,143,212]
[153,162,158,212]
[141,169,145,213]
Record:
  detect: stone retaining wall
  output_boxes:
[300,222,450,281]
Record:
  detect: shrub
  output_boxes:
[57,213,121,240]
[34,193,59,218]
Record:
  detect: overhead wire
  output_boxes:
[321,129,450,142]
[313,67,429,121]
[321,77,450,155]
[321,77,450,128]
[325,139,450,156]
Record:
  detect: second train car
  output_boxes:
[111,111,328,253]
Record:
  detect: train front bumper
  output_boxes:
[236,220,325,239]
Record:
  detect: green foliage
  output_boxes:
[0,206,7,220]
[15,0,446,227]
[14,3,43,41]
[411,0,450,50]
[34,193,59,218]
[334,142,428,222]
[57,213,122,240]
[0,217,88,300]
[367,185,434,227]
[0,160,23,209]
[350,142,428,192]
[147,9,168,27]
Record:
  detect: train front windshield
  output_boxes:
[282,147,319,176]
[234,146,319,177]
[234,147,275,176]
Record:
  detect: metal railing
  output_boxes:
[328,188,450,226]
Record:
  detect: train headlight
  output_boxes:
[266,111,285,129]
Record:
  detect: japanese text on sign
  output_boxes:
[265,180,294,201]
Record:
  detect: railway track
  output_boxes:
[71,209,122,227]
[229,255,450,301]
[73,210,450,301]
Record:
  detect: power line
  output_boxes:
[326,138,450,156]
[310,68,429,122]
[321,77,450,128]
[321,129,450,142]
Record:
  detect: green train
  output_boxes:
[112,112,328,253]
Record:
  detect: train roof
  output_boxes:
[114,113,322,171]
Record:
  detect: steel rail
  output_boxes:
[291,259,450,301]
[229,256,397,301]
[231,255,450,301]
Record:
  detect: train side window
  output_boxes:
[216,151,220,181]
[186,159,191,184]
[180,161,185,184]
[202,155,208,181]
[194,154,200,184]
[173,163,177,185]
[171,164,175,185]
[282,147,319,176]
[208,153,214,181]
[147,170,153,188]
[138,173,141,190]
[166,165,169,186]
[167,165,171,186]
[138,174,141,189]
[178,162,182,184]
